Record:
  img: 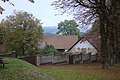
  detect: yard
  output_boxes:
[1,58,120,80]
[39,63,120,80]
[0,58,51,80]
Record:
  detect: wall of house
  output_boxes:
[39,42,47,48]
[70,40,97,55]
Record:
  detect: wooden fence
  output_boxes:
[0,52,98,66]
[36,54,69,65]
[23,56,37,66]
[0,51,17,58]
[35,53,98,66]
[69,53,98,64]
[19,53,98,66]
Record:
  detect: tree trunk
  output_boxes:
[99,14,109,69]
[114,15,120,63]
[106,19,115,66]
[111,1,120,63]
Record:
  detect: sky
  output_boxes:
[0,0,73,27]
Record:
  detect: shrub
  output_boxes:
[39,45,62,55]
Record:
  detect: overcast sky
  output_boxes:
[0,0,73,26]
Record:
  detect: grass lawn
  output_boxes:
[0,58,52,80]
[39,63,120,80]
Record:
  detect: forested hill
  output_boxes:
[42,26,90,36]
[42,26,57,36]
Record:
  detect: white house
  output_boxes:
[68,36,100,55]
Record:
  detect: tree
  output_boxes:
[0,11,43,56]
[0,26,5,44]
[40,45,56,55]
[87,20,100,37]
[52,0,120,69]
[57,20,80,38]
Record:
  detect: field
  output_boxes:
[0,58,51,80]
[40,63,120,80]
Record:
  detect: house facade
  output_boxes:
[68,36,100,55]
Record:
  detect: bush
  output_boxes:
[39,45,62,55]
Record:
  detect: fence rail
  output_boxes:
[36,54,69,65]
[0,51,17,58]
[0,51,98,66]
[35,53,98,66]
[20,53,98,66]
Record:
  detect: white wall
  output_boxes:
[70,40,97,55]
[39,42,46,49]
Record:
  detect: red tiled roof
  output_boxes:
[43,35,78,49]
[87,36,101,51]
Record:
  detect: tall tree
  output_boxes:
[0,26,4,44]
[0,11,43,56]
[52,0,120,69]
[87,20,100,39]
[57,20,81,38]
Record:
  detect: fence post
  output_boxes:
[51,54,54,65]
[73,55,75,64]
[89,53,91,62]
[66,54,69,64]
[96,53,98,61]
[36,55,40,66]
[39,55,41,65]
[81,53,83,63]
[11,51,17,58]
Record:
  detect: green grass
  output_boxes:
[0,58,52,80]
[40,63,120,80]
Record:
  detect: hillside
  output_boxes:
[0,58,51,80]
[42,26,86,36]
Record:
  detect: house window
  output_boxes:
[78,48,80,50]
